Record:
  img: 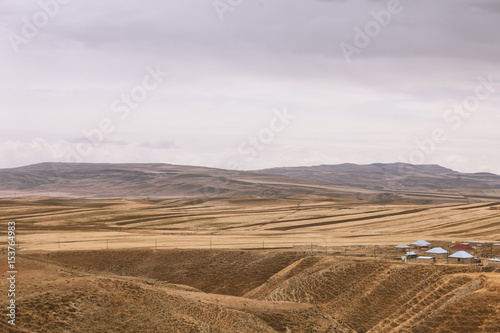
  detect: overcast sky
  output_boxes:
[1,0,499,173]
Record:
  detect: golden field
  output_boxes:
[1,196,500,332]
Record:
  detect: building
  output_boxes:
[425,247,449,259]
[493,244,500,253]
[448,251,474,264]
[486,258,500,267]
[404,251,417,261]
[490,206,499,210]
[410,240,431,250]
[394,244,410,253]
[450,243,474,253]
[416,256,433,263]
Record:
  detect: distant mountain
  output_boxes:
[259,163,500,191]
[0,162,370,201]
[1,162,500,204]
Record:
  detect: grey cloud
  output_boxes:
[1,0,499,173]
[64,137,129,146]
[138,139,176,150]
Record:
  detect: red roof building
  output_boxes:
[451,244,474,251]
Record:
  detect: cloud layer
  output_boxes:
[0,0,499,173]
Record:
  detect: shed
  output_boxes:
[448,251,474,264]
[394,244,410,252]
[493,244,500,256]
[404,251,417,261]
[425,247,449,259]
[416,256,433,263]
[411,240,431,249]
[486,258,500,266]
[490,206,499,210]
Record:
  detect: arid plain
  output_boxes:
[3,195,500,251]
[1,163,500,332]
[1,195,500,332]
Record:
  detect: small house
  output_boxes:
[394,244,410,253]
[404,251,417,261]
[448,251,474,264]
[450,244,474,253]
[416,256,433,264]
[410,240,431,250]
[486,258,500,267]
[425,247,449,259]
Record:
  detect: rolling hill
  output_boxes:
[1,162,500,204]
[259,163,500,191]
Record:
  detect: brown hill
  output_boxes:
[20,249,500,333]
[260,163,500,191]
[1,162,500,204]
[0,162,374,201]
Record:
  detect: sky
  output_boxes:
[0,0,499,173]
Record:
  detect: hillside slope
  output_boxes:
[2,162,500,204]
[260,163,500,191]
[24,250,500,333]
[0,162,368,200]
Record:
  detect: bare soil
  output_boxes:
[3,249,498,332]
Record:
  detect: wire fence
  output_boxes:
[5,238,499,266]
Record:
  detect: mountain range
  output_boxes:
[1,162,500,204]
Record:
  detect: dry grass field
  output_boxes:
[2,195,500,251]
[1,195,500,332]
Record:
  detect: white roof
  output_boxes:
[449,251,474,259]
[417,256,433,259]
[488,258,500,262]
[395,244,410,248]
[411,240,431,246]
[405,251,417,256]
[493,244,500,246]
[425,247,448,254]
